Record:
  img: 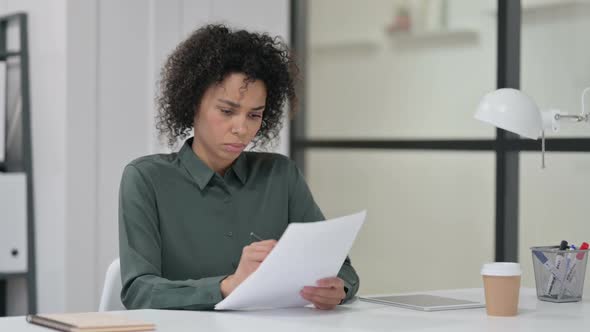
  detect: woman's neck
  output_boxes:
[192,142,231,176]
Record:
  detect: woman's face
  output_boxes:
[193,72,267,172]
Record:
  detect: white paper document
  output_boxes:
[215,210,366,310]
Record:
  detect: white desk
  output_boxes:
[1,288,588,331]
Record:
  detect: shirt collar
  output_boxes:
[232,152,248,185]
[179,138,215,190]
[179,138,248,189]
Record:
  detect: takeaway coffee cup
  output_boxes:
[481,262,522,316]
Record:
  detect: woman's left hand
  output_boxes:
[300,277,346,310]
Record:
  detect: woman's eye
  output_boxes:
[249,113,262,119]
[221,109,233,115]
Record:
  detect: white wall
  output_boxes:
[520,152,590,297]
[65,0,98,313]
[3,0,289,315]
[308,0,497,139]
[307,151,495,295]
[94,0,154,311]
[0,0,68,315]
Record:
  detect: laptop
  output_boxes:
[359,294,485,311]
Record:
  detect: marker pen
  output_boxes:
[564,242,589,293]
[533,250,576,296]
[546,241,568,295]
[534,251,564,281]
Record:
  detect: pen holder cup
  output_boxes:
[531,246,590,303]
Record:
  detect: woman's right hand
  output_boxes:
[220,239,277,297]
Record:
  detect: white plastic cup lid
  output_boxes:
[481,262,522,276]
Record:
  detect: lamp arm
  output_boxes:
[554,113,587,122]
[548,88,590,123]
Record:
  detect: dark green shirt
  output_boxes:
[118,138,359,310]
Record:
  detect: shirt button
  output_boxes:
[226,231,233,237]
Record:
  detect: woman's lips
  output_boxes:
[224,143,246,153]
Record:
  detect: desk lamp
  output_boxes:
[474,87,590,168]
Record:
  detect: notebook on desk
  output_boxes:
[26,312,155,332]
[359,294,485,311]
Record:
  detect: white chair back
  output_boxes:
[98,258,126,311]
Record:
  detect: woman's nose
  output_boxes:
[231,116,248,135]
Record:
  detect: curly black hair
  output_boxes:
[156,24,298,148]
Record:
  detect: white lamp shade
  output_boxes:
[475,88,543,139]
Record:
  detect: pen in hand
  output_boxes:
[250,232,264,241]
